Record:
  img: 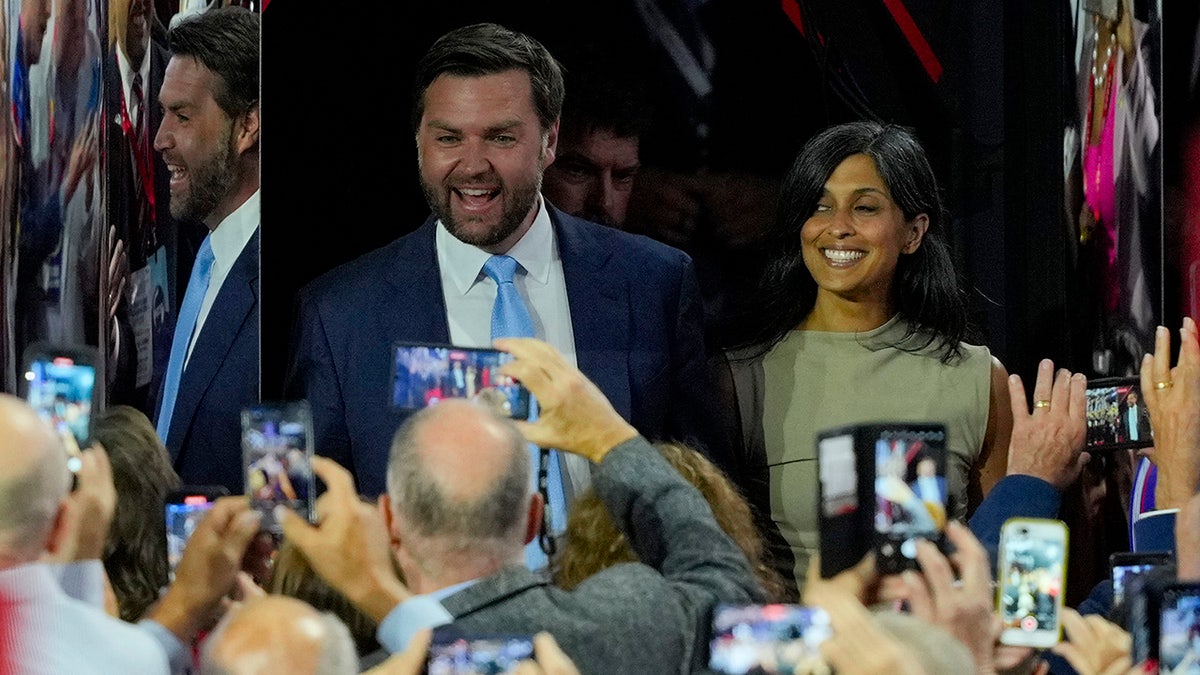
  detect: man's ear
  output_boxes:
[42,499,71,557]
[233,101,260,155]
[903,213,930,254]
[377,494,400,548]
[542,119,559,168]
[523,492,545,546]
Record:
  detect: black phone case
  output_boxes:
[816,421,951,579]
[1085,376,1153,452]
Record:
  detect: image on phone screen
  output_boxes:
[873,428,947,571]
[1158,584,1200,675]
[1085,377,1152,452]
[708,603,832,675]
[1111,552,1173,607]
[242,401,315,534]
[998,519,1067,647]
[427,634,534,675]
[164,491,223,579]
[22,346,98,450]
[391,343,533,420]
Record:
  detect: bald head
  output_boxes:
[386,399,531,560]
[0,394,71,564]
[200,595,357,675]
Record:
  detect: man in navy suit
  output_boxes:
[285,23,729,531]
[152,7,260,494]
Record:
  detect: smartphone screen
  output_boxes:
[873,425,948,574]
[1111,551,1173,607]
[1158,583,1200,675]
[1126,568,1178,665]
[164,486,228,580]
[426,634,535,675]
[708,603,832,675]
[998,518,1068,648]
[21,342,99,451]
[1085,377,1153,452]
[391,343,533,420]
[242,401,315,534]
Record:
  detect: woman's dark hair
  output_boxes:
[94,405,181,622]
[411,22,565,135]
[731,120,970,363]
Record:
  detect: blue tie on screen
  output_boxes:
[482,254,567,572]
[156,236,215,441]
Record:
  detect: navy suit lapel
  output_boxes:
[553,208,632,419]
[384,217,451,343]
[167,229,259,457]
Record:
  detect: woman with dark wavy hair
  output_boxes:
[93,404,181,621]
[552,441,788,602]
[716,120,1013,596]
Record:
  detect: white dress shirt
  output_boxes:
[187,189,259,366]
[435,196,591,498]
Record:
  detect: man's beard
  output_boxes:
[171,126,238,223]
[421,158,544,249]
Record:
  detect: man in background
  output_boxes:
[541,48,651,228]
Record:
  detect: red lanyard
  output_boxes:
[118,87,156,225]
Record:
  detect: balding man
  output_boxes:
[0,393,169,673]
[283,337,762,675]
[199,595,358,675]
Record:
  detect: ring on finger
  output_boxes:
[1155,380,1173,390]
[1034,399,1051,409]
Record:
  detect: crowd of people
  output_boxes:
[1,9,1198,675]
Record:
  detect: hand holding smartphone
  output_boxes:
[242,401,315,534]
[997,517,1069,648]
[164,485,229,581]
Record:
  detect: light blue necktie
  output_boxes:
[482,255,567,571]
[156,236,215,441]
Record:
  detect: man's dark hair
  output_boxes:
[411,22,564,135]
[167,6,259,119]
[558,48,652,142]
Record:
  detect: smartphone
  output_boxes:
[1157,582,1200,675]
[1127,564,1179,665]
[997,518,1069,648]
[164,485,229,579]
[426,633,535,675]
[1111,551,1174,607]
[817,422,950,578]
[242,401,315,534]
[1085,377,1153,452]
[391,342,533,421]
[708,603,833,675]
[20,341,100,454]
[872,424,949,574]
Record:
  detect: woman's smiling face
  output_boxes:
[800,153,928,307]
